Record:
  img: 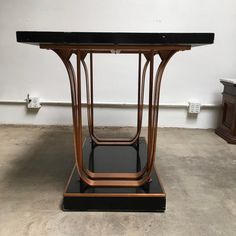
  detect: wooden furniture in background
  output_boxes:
[216,79,236,144]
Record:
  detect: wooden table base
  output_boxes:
[42,46,190,187]
[63,137,166,212]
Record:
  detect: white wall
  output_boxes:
[0,0,236,128]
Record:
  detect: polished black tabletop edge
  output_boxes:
[16,31,214,46]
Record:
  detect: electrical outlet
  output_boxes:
[26,94,41,109]
[188,101,201,114]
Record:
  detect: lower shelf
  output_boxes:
[63,137,166,212]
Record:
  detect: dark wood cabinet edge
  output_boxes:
[215,128,236,144]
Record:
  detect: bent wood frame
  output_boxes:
[40,44,190,187]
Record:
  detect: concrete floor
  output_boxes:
[0,125,235,236]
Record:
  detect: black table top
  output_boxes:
[16,32,214,46]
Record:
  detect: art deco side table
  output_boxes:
[17,32,214,212]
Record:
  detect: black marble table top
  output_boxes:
[16,32,214,46]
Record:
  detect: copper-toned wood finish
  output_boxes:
[43,44,191,187]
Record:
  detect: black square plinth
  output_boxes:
[63,137,166,212]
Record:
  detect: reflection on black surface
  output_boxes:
[67,137,162,194]
[88,141,141,173]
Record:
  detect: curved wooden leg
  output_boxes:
[146,50,177,178]
[81,53,149,146]
[80,53,148,179]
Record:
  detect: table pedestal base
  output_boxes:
[63,137,166,212]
